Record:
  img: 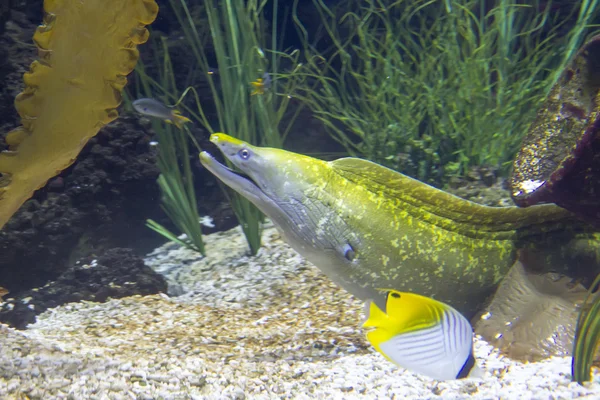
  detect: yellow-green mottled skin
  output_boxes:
[200,134,600,316]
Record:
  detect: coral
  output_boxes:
[0,0,159,229]
[0,115,162,293]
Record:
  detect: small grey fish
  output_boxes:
[132,98,191,128]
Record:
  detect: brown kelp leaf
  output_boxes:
[0,0,159,229]
[510,35,600,225]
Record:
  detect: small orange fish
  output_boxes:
[250,72,271,96]
[0,286,9,300]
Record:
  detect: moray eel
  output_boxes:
[200,133,600,318]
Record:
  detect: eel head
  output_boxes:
[199,133,374,300]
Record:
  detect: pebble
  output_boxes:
[0,223,599,399]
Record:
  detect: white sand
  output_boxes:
[1,223,599,399]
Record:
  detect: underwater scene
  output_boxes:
[2,0,600,398]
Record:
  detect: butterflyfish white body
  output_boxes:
[363,290,482,381]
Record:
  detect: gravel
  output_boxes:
[1,222,599,399]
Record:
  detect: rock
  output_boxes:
[510,34,600,226]
[0,115,164,293]
[0,247,167,329]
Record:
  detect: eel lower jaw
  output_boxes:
[199,151,273,209]
[362,300,372,325]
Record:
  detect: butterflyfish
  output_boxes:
[132,98,192,129]
[363,290,483,381]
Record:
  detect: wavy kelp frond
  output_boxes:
[0,0,158,229]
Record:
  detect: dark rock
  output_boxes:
[446,165,511,207]
[510,34,600,226]
[0,10,37,145]
[0,116,165,293]
[0,247,167,329]
[0,194,85,289]
[479,166,497,187]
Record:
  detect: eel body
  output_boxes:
[200,134,600,316]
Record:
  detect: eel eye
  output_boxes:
[343,243,355,261]
[390,292,401,299]
[238,148,251,160]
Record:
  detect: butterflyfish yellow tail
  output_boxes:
[362,300,388,328]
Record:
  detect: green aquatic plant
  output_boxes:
[127,38,206,255]
[126,0,305,255]
[293,0,599,183]
[146,126,205,255]
[162,0,306,255]
[572,274,600,384]
[546,1,600,93]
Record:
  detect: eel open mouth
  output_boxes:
[199,151,264,201]
[199,150,290,231]
[362,300,373,325]
[200,151,256,184]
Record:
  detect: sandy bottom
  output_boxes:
[1,224,599,399]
